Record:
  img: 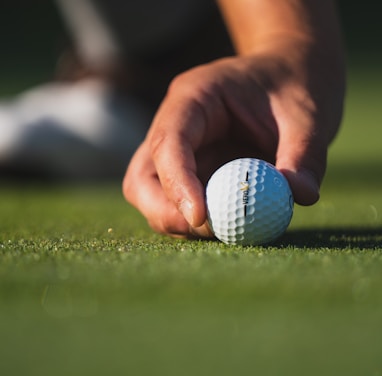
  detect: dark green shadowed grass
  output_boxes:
[1,66,382,376]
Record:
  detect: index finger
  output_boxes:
[148,95,208,228]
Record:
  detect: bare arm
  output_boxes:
[217,0,342,54]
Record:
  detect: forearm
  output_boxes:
[217,0,343,57]
[217,0,345,143]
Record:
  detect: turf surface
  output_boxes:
[1,67,382,376]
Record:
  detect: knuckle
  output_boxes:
[167,65,217,100]
[168,68,201,93]
[149,129,168,161]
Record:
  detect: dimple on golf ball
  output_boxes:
[206,158,294,246]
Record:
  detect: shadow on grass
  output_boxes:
[276,227,382,250]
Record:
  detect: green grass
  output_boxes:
[1,66,382,376]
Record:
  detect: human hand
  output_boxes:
[123,50,345,238]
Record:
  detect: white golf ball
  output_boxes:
[206,158,294,245]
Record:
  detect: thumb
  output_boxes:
[275,126,328,206]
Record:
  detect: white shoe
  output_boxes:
[0,79,150,179]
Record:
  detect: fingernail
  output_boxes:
[179,199,195,226]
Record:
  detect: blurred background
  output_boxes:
[0,1,380,96]
[0,1,381,184]
[0,2,64,96]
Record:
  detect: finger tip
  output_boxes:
[179,199,207,228]
[279,168,320,206]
